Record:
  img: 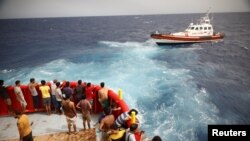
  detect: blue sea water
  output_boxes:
[0,12,250,141]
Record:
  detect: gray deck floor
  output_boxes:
[0,112,100,141]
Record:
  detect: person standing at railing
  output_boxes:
[55,81,63,114]
[39,80,51,115]
[28,78,39,111]
[14,80,27,112]
[74,80,85,105]
[50,79,58,113]
[0,80,13,114]
[63,81,73,101]
[98,82,110,109]
[85,82,94,106]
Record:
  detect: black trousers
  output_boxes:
[23,131,33,141]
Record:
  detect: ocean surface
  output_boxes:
[0,12,250,141]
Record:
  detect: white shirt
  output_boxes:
[14,86,26,104]
[51,83,57,95]
[55,88,62,101]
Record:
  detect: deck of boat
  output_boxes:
[0,112,99,141]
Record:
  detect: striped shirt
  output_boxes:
[115,111,129,127]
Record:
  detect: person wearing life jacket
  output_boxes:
[107,124,126,141]
[125,123,145,141]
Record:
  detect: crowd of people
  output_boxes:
[0,79,162,141]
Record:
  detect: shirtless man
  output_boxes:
[98,82,109,109]
[62,94,77,134]
[76,94,92,130]
[99,107,115,141]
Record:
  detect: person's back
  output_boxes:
[62,95,77,134]
[98,82,109,109]
[15,111,33,141]
[39,80,51,115]
[0,80,12,113]
[14,80,27,111]
[75,81,85,103]
[76,94,92,130]
[62,100,76,118]
[39,85,50,98]
[79,99,91,115]
[63,81,73,98]
[28,79,38,97]
[51,80,57,96]
[18,114,32,137]
[29,78,39,110]
[85,82,94,101]
[125,124,144,141]
[100,115,115,132]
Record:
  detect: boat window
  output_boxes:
[204,27,207,30]
[191,27,195,30]
[200,27,203,30]
[208,27,211,30]
[195,27,198,30]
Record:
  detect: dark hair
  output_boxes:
[64,93,71,100]
[87,82,91,87]
[128,109,138,116]
[152,136,162,141]
[0,80,4,85]
[56,82,61,87]
[111,102,117,108]
[81,94,86,100]
[15,80,20,85]
[100,82,105,88]
[41,80,46,85]
[103,107,111,115]
[30,78,35,82]
[66,81,70,87]
[130,123,138,132]
[53,79,57,83]
[112,123,119,130]
[78,80,82,85]
[14,110,22,116]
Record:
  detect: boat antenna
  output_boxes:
[206,7,211,17]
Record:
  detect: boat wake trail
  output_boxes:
[1,41,220,141]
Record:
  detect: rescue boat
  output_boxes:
[151,13,225,45]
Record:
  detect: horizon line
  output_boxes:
[0,11,249,20]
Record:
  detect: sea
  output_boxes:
[0,12,250,141]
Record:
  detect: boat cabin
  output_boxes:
[184,14,214,36]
